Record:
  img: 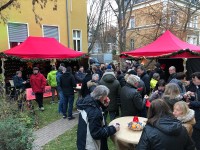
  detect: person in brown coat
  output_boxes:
[173,101,196,136]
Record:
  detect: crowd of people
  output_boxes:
[12,61,200,150]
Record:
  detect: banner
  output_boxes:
[26,86,57,101]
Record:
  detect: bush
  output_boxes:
[0,117,34,150]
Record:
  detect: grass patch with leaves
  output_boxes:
[43,125,116,150]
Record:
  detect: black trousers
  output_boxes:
[192,128,200,150]
[35,93,43,108]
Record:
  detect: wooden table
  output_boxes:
[109,116,147,150]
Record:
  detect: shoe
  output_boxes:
[68,116,75,120]
[40,107,45,111]
[63,115,67,119]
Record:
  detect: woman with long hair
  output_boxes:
[162,83,182,111]
[173,101,196,137]
[137,99,194,150]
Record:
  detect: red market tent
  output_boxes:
[121,30,200,59]
[3,36,85,59]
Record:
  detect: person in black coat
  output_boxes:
[137,99,195,150]
[76,85,120,150]
[13,71,27,91]
[120,74,145,117]
[60,67,76,120]
[186,72,200,150]
[80,69,92,98]
[167,66,177,83]
[137,65,150,95]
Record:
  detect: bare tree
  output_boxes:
[110,0,134,53]
[88,0,110,52]
[0,0,57,25]
[127,0,200,49]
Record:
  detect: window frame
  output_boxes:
[7,22,29,49]
[72,29,82,51]
[42,24,60,42]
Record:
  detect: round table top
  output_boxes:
[109,116,147,144]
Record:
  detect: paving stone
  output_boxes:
[32,112,79,150]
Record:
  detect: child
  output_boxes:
[149,79,165,102]
[173,101,196,136]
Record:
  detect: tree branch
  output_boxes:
[0,0,15,12]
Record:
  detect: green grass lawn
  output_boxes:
[43,125,116,150]
[30,93,78,129]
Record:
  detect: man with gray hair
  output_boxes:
[87,73,99,93]
[120,74,145,116]
[168,66,177,83]
[77,85,120,150]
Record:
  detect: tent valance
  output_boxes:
[121,30,200,59]
[3,36,85,60]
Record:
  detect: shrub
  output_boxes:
[0,117,34,150]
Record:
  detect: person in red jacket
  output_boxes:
[30,67,46,111]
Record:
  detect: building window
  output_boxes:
[193,16,198,28]
[43,25,59,41]
[7,23,28,48]
[187,36,198,45]
[129,18,135,29]
[130,39,134,49]
[73,30,81,51]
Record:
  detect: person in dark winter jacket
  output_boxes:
[120,74,145,117]
[80,69,92,98]
[170,72,186,96]
[99,70,121,121]
[162,83,182,111]
[137,65,150,95]
[56,66,64,114]
[76,85,120,150]
[126,69,146,98]
[30,67,46,111]
[60,67,76,120]
[87,73,99,93]
[75,66,86,83]
[186,72,200,150]
[116,70,126,87]
[149,62,165,80]
[167,66,177,83]
[137,99,195,150]
[13,71,27,91]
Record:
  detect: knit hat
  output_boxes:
[33,67,39,70]
[107,65,112,70]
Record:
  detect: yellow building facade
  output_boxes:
[0,0,88,53]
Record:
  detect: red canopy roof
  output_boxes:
[121,30,200,59]
[3,36,85,59]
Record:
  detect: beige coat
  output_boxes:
[177,109,196,136]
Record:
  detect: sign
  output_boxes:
[26,86,57,101]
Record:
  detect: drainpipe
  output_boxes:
[66,0,70,47]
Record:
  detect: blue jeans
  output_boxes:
[58,90,64,114]
[63,95,74,118]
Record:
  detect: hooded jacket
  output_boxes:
[47,70,57,87]
[137,116,195,150]
[140,71,150,95]
[76,95,116,150]
[99,72,121,112]
[177,109,196,136]
[81,73,92,98]
[30,73,46,93]
[120,83,144,116]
